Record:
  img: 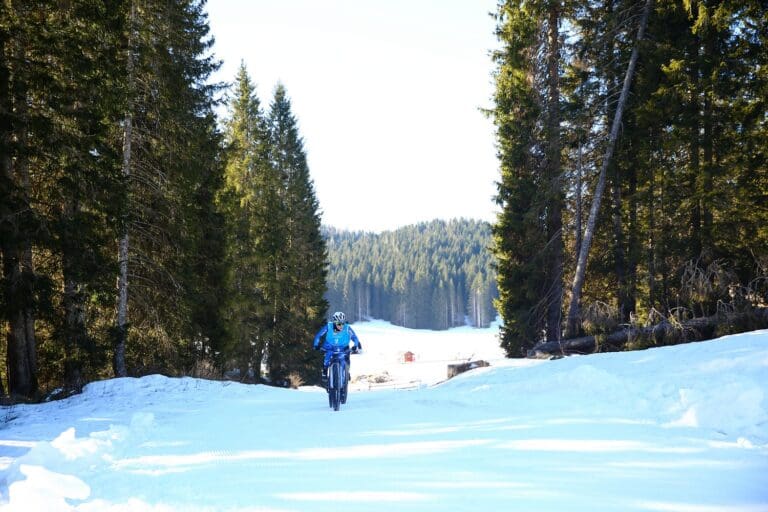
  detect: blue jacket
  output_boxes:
[313,322,361,351]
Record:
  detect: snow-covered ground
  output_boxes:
[351,318,508,389]
[1,321,767,512]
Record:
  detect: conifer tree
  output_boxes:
[267,84,327,383]
[489,2,549,356]
[219,63,272,380]
[565,0,653,337]
[2,0,224,394]
[118,0,223,375]
[0,0,42,398]
[2,1,126,394]
[490,0,767,353]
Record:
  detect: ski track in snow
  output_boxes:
[0,321,767,511]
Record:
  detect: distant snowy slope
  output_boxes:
[1,325,767,512]
[351,318,509,388]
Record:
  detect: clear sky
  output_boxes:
[205,0,500,232]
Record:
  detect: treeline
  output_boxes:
[325,219,497,330]
[491,1,768,357]
[0,1,326,400]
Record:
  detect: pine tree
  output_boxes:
[55,2,125,392]
[4,1,126,394]
[2,0,225,395]
[565,0,653,337]
[119,0,223,376]
[114,0,138,379]
[267,84,327,383]
[489,2,550,356]
[543,0,565,342]
[219,63,272,380]
[0,1,41,398]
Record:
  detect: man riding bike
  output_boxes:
[313,311,362,386]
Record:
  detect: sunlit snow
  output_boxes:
[1,320,767,511]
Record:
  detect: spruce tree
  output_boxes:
[2,0,225,394]
[8,1,125,394]
[267,84,327,384]
[489,2,549,356]
[0,1,41,398]
[219,63,272,380]
[119,0,223,376]
[493,0,768,350]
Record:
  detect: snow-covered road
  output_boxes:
[1,322,767,511]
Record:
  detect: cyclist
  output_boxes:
[313,311,362,386]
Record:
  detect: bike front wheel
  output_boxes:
[328,360,342,411]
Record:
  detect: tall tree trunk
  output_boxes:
[605,0,629,323]
[575,143,584,259]
[660,154,671,306]
[115,226,128,377]
[1,30,37,399]
[2,251,37,399]
[0,22,8,399]
[647,151,657,310]
[700,27,715,259]
[114,0,136,379]
[62,203,87,393]
[14,80,36,396]
[626,153,638,319]
[689,33,703,260]
[611,163,628,320]
[565,0,654,337]
[545,0,563,341]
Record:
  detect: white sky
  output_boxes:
[205,0,501,232]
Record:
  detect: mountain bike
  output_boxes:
[324,346,357,411]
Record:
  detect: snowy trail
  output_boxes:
[1,324,768,511]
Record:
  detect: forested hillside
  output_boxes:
[324,219,497,330]
[490,1,768,357]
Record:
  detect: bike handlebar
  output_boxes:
[321,346,359,354]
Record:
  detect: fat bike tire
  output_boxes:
[329,361,342,411]
[341,368,349,404]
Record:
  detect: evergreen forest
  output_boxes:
[325,219,497,330]
[1,0,767,401]
[1,1,326,399]
[490,1,768,357]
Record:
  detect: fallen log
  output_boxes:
[527,307,768,359]
[447,360,490,379]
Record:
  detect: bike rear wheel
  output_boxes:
[341,368,349,404]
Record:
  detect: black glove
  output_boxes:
[314,343,323,351]
[351,345,361,354]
